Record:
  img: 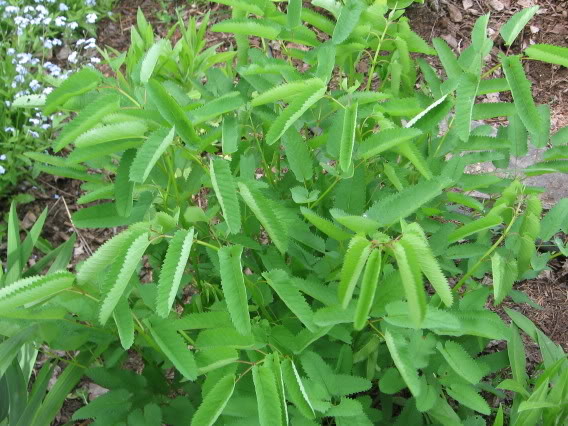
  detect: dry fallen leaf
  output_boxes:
[489,0,505,11]
[447,3,463,22]
[462,0,473,10]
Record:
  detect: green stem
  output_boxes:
[310,177,341,209]
[194,239,220,251]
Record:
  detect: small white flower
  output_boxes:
[53,194,60,199]
[58,3,68,11]
[29,118,41,125]
[7,48,15,55]
[86,13,97,24]
[29,79,41,91]
[67,51,78,64]
[76,39,85,46]
[28,130,39,138]
[0,155,6,161]
[43,17,52,25]
[43,87,54,95]
[0,165,6,175]
[86,0,96,6]
[67,21,78,29]
[4,127,15,134]
[55,15,66,26]
[90,57,101,64]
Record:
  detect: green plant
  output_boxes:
[3,1,568,424]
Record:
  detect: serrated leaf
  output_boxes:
[211,158,241,234]
[392,241,426,327]
[448,215,502,243]
[238,181,288,253]
[140,39,169,83]
[264,269,317,332]
[253,363,284,426]
[339,101,358,172]
[195,327,255,349]
[115,149,136,218]
[148,320,197,381]
[500,6,539,46]
[222,114,239,154]
[366,178,448,226]
[281,359,315,419]
[353,248,381,330]
[332,0,365,44]
[212,18,281,39]
[113,296,134,350]
[174,311,232,330]
[492,252,517,305]
[338,236,372,309]
[53,93,120,152]
[156,228,194,317]
[0,271,74,311]
[500,54,542,136]
[190,92,245,125]
[282,129,313,182]
[130,127,176,183]
[508,324,528,388]
[190,375,235,426]
[146,79,199,145]
[99,233,151,325]
[72,389,132,421]
[44,67,102,114]
[252,78,323,106]
[437,341,484,384]
[455,72,480,141]
[432,38,461,80]
[266,82,326,145]
[219,245,250,335]
[196,347,239,375]
[287,0,302,28]
[358,127,423,160]
[525,43,568,68]
[300,207,351,241]
[76,224,149,285]
[446,384,490,415]
[384,329,422,397]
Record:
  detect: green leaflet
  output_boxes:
[446,384,490,415]
[281,359,315,419]
[76,224,149,285]
[196,347,239,375]
[432,38,461,80]
[113,296,135,350]
[358,126,422,160]
[264,269,317,332]
[448,215,502,243]
[252,78,323,106]
[44,67,102,114]
[75,121,148,148]
[0,271,75,311]
[155,228,194,318]
[72,193,153,229]
[271,355,289,425]
[525,43,568,68]
[140,39,169,83]
[72,389,132,422]
[508,324,528,388]
[339,101,358,172]
[500,54,542,136]
[189,92,245,125]
[338,236,372,309]
[539,198,568,240]
[53,93,121,152]
[500,6,539,46]
[252,362,284,426]
[392,241,426,327]
[146,79,199,146]
[437,341,484,384]
[455,72,480,141]
[300,207,351,241]
[174,311,232,330]
[238,181,288,253]
[222,114,239,154]
[402,225,453,307]
[209,0,266,16]
[302,8,335,35]
[218,245,251,335]
[115,149,136,218]
[265,81,326,145]
[287,0,302,28]
[210,158,241,234]
[366,178,448,226]
[99,233,151,325]
[211,18,281,39]
[67,139,142,165]
[0,327,36,377]
[130,127,176,183]
[282,129,313,182]
[353,248,381,330]
[384,329,422,397]
[332,0,365,44]
[148,320,197,381]
[195,327,255,349]
[395,141,432,180]
[491,252,518,305]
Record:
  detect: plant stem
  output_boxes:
[310,176,341,209]
[194,239,220,251]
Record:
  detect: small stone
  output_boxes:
[530,25,540,34]
[447,3,463,22]
[462,0,473,9]
[489,0,504,11]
